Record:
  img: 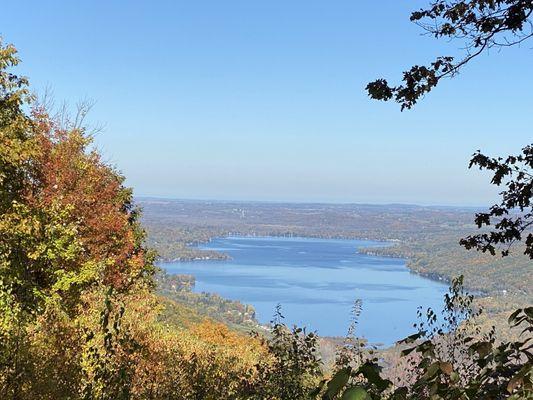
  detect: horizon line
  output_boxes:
[134,195,488,209]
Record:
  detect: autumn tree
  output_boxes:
[0,39,284,400]
[0,37,157,398]
[0,39,38,399]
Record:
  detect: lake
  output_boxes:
[160,236,448,345]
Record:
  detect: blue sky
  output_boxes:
[1,1,532,205]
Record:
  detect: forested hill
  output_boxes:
[139,198,478,244]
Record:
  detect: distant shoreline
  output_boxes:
[161,233,489,298]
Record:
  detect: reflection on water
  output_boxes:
[160,236,447,345]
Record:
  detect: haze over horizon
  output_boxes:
[135,194,488,209]
[2,1,531,205]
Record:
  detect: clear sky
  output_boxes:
[1,1,531,205]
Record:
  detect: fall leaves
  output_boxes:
[0,40,279,400]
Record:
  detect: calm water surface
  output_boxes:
[160,236,447,345]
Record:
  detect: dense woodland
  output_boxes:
[1,0,533,397]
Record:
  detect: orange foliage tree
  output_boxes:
[0,39,282,400]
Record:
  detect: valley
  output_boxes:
[141,198,532,341]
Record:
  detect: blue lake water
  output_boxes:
[160,236,448,345]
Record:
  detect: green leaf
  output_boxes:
[397,331,424,345]
[341,387,370,400]
[470,341,492,358]
[358,362,390,392]
[508,308,522,324]
[322,367,351,400]
[420,362,440,381]
[450,372,460,383]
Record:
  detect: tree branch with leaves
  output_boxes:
[366,0,533,110]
